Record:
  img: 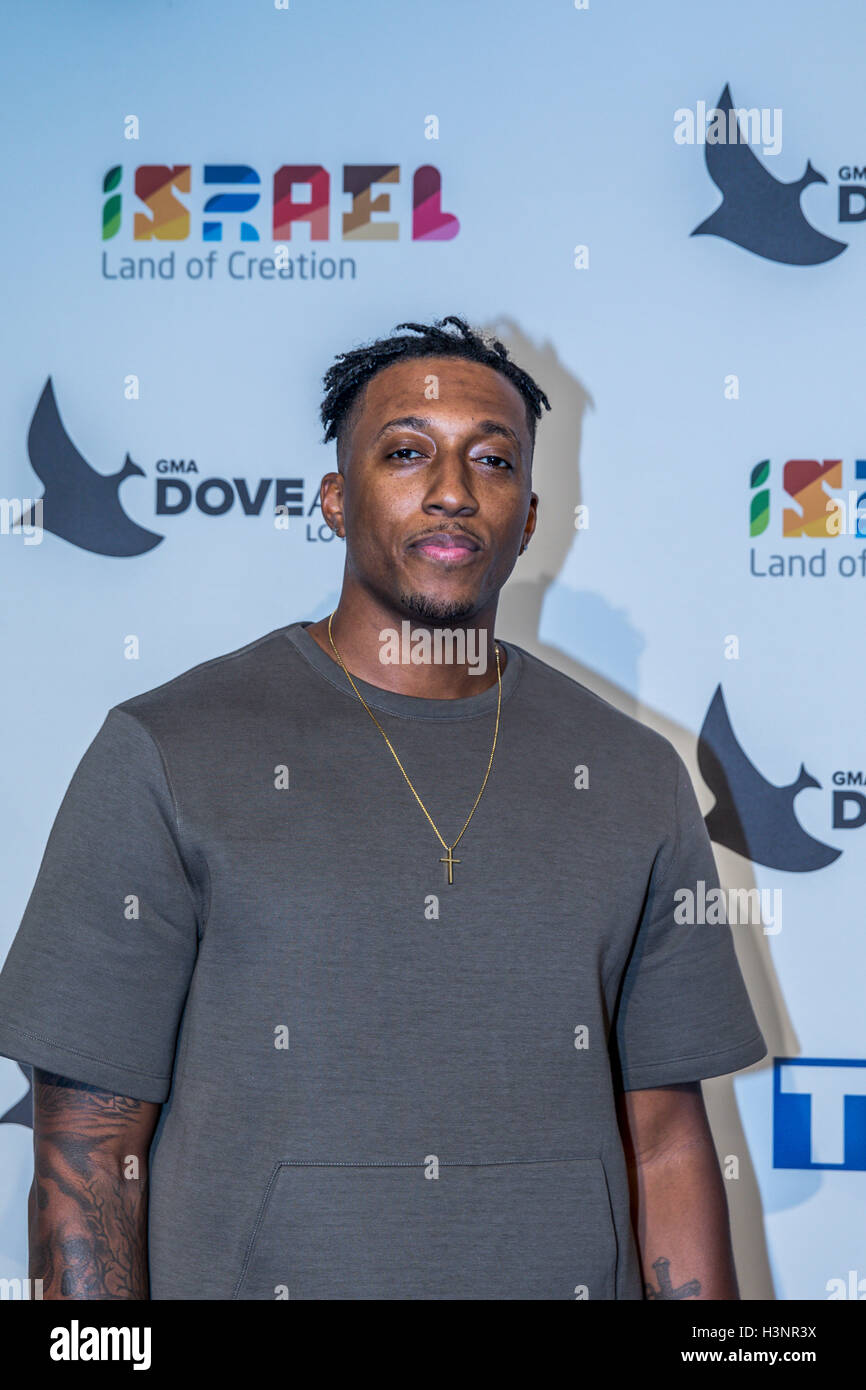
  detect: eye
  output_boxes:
[476,454,513,469]
[387,447,425,460]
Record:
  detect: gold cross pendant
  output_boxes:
[439,846,461,884]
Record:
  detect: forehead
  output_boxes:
[350,356,531,442]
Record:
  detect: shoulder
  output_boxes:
[110,625,293,735]
[506,639,682,778]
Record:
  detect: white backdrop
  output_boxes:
[1,0,865,1300]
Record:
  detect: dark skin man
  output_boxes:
[31,351,738,1299]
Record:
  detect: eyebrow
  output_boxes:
[372,416,523,450]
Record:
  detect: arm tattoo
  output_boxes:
[30,1070,156,1300]
[645,1255,702,1300]
[34,1071,143,1117]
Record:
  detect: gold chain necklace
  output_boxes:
[327,610,501,884]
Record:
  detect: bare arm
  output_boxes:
[29,1069,161,1300]
[616,1081,739,1300]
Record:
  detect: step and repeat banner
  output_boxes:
[1,0,864,1301]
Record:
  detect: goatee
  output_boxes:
[397,591,476,625]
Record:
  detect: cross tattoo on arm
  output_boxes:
[645,1256,702,1300]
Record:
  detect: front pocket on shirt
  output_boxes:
[233,1155,618,1300]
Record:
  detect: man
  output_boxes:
[0,315,766,1300]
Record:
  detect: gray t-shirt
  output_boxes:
[0,620,766,1300]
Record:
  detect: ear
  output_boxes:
[319,471,345,537]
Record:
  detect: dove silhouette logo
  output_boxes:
[691,84,847,265]
[20,380,163,557]
[698,685,841,872]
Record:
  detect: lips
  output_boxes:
[409,531,482,565]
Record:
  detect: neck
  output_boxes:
[305,588,504,699]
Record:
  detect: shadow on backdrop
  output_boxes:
[490,316,797,1301]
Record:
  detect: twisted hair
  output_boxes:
[320,315,551,463]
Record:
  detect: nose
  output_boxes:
[422,451,478,517]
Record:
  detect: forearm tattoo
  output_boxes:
[645,1255,702,1300]
[30,1071,151,1300]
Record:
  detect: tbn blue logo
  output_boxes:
[773,1058,866,1170]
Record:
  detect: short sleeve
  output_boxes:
[0,707,200,1102]
[611,750,767,1091]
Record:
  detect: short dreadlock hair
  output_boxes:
[319,315,551,468]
